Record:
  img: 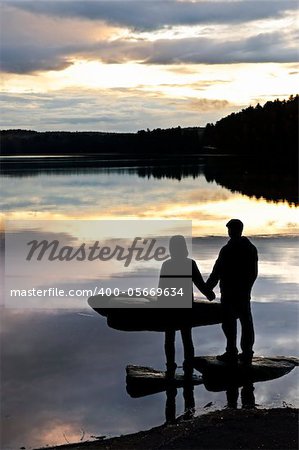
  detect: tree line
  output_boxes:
[0,127,204,156]
[203,95,298,158]
[1,96,297,158]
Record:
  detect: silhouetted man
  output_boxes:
[206,219,258,364]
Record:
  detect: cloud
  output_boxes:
[1,2,298,73]
[7,1,298,31]
[0,4,121,73]
[69,31,298,66]
[145,32,298,64]
[1,2,297,130]
[179,98,231,111]
[1,45,73,74]
[1,30,297,74]
[0,89,236,131]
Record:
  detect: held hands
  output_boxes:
[206,290,216,302]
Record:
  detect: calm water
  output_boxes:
[1,158,298,449]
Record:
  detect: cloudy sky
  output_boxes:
[1,0,298,131]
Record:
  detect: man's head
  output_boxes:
[226,219,244,238]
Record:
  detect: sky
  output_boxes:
[1,0,298,132]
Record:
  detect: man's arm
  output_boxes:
[206,254,222,290]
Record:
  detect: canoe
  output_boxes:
[88,295,223,331]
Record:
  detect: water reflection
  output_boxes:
[3,233,298,310]
[0,159,298,449]
[1,302,298,450]
[203,156,298,206]
[126,367,288,424]
[165,384,196,423]
[128,377,256,424]
[126,366,198,424]
[1,161,298,236]
[125,346,297,425]
[1,156,297,205]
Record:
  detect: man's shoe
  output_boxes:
[216,352,238,364]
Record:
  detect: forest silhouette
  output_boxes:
[1,96,297,158]
[203,95,298,158]
[1,96,298,205]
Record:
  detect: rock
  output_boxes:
[126,365,202,398]
[193,355,299,391]
[125,356,299,396]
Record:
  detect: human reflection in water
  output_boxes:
[165,383,195,424]
[159,235,215,378]
[226,383,255,409]
[206,219,258,365]
[165,382,255,425]
[126,359,297,426]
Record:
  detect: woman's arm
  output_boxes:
[192,260,215,300]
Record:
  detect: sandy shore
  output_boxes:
[39,407,298,450]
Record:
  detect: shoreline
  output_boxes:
[38,407,298,450]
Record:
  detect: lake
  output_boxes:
[1,157,298,449]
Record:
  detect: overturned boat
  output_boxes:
[88,295,223,331]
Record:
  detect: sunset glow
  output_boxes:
[1,1,298,131]
[2,190,298,237]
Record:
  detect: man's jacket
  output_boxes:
[206,237,258,298]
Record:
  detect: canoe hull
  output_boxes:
[88,295,223,331]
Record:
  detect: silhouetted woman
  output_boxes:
[159,235,214,377]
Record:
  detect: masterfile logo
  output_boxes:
[5,219,192,309]
[26,237,169,266]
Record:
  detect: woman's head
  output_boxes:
[169,235,188,258]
